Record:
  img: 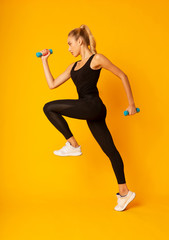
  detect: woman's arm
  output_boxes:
[42,59,54,89]
[96,54,135,106]
[42,59,74,89]
[120,74,135,106]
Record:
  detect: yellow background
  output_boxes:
[1,0,169,239]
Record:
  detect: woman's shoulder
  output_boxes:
[94,53,106,59]
[92,53,106,70]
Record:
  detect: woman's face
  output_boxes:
[67,36,80,57]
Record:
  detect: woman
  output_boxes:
[41,24,136,211]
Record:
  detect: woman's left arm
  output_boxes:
[97,54,137,115]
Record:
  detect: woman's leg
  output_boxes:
[86,117,127,185]
[43,101,73,140]
[43,98,128,190]
[66,136,80,148]
[43,98,103,140]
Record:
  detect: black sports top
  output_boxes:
[70,54,102,99]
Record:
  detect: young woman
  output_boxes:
[41,24,136,211]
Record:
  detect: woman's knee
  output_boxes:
[43,102,52,114]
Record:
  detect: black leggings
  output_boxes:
[43,96,126,184]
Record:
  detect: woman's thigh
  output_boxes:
[43,98,106,120]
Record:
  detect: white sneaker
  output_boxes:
[114,190,136,211]
[53,141,82,156]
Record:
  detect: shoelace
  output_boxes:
[62,144,73,153]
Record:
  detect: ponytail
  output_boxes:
[68,24,97,54]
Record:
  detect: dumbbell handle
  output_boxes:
[124,107,140,116]
[36,49,53,57]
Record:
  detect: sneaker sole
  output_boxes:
[114,192,136,211]
[53,151,82,156]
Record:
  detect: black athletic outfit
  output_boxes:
[43,54,126,184]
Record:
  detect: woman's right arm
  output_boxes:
[42,59,74,89]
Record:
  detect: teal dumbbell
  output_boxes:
[124,107,140,116]
[36,49,53,57]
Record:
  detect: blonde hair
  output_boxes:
[68,24,97,54]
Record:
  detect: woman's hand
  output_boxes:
[125,103,137,116]
[40,49,51,61]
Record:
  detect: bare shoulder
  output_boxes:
[62,61,76,77]
[90,53,104,70]
[66,62,75,72]
[92,53,108,69]
[94,53,126,79]
[52,62,76,89]
[94,53,111,63]
[94,53,106,60]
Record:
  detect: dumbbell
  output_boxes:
[124,107,140,116]
[36,49,53,57]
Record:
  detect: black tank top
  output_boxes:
[70,54,102,99]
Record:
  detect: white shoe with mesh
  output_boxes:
[53,141,82,156]
[114,190,136,211]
